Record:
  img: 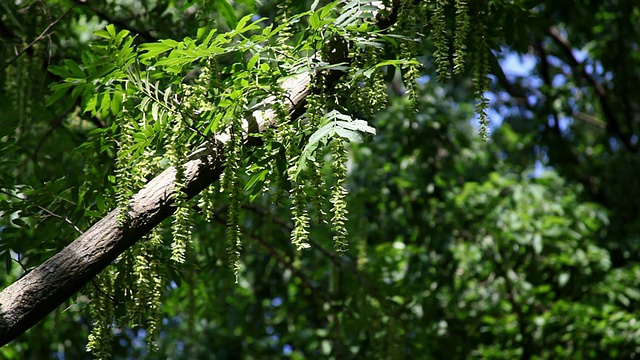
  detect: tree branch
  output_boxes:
[548,26,636,152]
[492,47,607,205]
[0,72,311,346]
[0,4,76,75]
[0,0,406,344]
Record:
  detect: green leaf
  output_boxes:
[334,127,363,142]
[244,169,269,192]
[85,94,98,114]
[216,0,238,29]
[247,54,260,71]
[203,28,219,45]
[96,192,106,213]
[114,29,131,45]
[48,63,71,79]
[308,121,336,147]
[106,24,116,39]
[140,97,151,113]
[46,83,74,107]
[100,92,111,119]
[65,59,85,78]
[94,29,110,40]
[293,110,376,180]
[151,102,159,122]
[140,39,180,60]
[338,119,376,135]
[309,13,321,29]
[234,14,252,33]
[110,91,123,115]
[335,6,359,28]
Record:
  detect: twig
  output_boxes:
[13,253,28,273]
[548,26,635,152]
[0,189,83,235]
[492,48,607,205]
[534,42,561,134]
[573,111,606,128]
[237,203,404,314]
[208,209,328,304]
[91,279,123,304]
[0,4,76,74]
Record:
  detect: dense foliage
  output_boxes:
[1,0,640,359]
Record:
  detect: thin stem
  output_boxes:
[0,4,76,74]
[0,189,83,235]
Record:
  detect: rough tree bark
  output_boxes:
[0,73,311,346]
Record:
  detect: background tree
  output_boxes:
[1,0,639,359]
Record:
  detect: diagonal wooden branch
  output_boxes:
[0,72,311,346]
[0,0,407,345]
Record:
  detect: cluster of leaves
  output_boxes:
[346,89,640,359]
[74,80,639,360]
[39,1,432,356]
